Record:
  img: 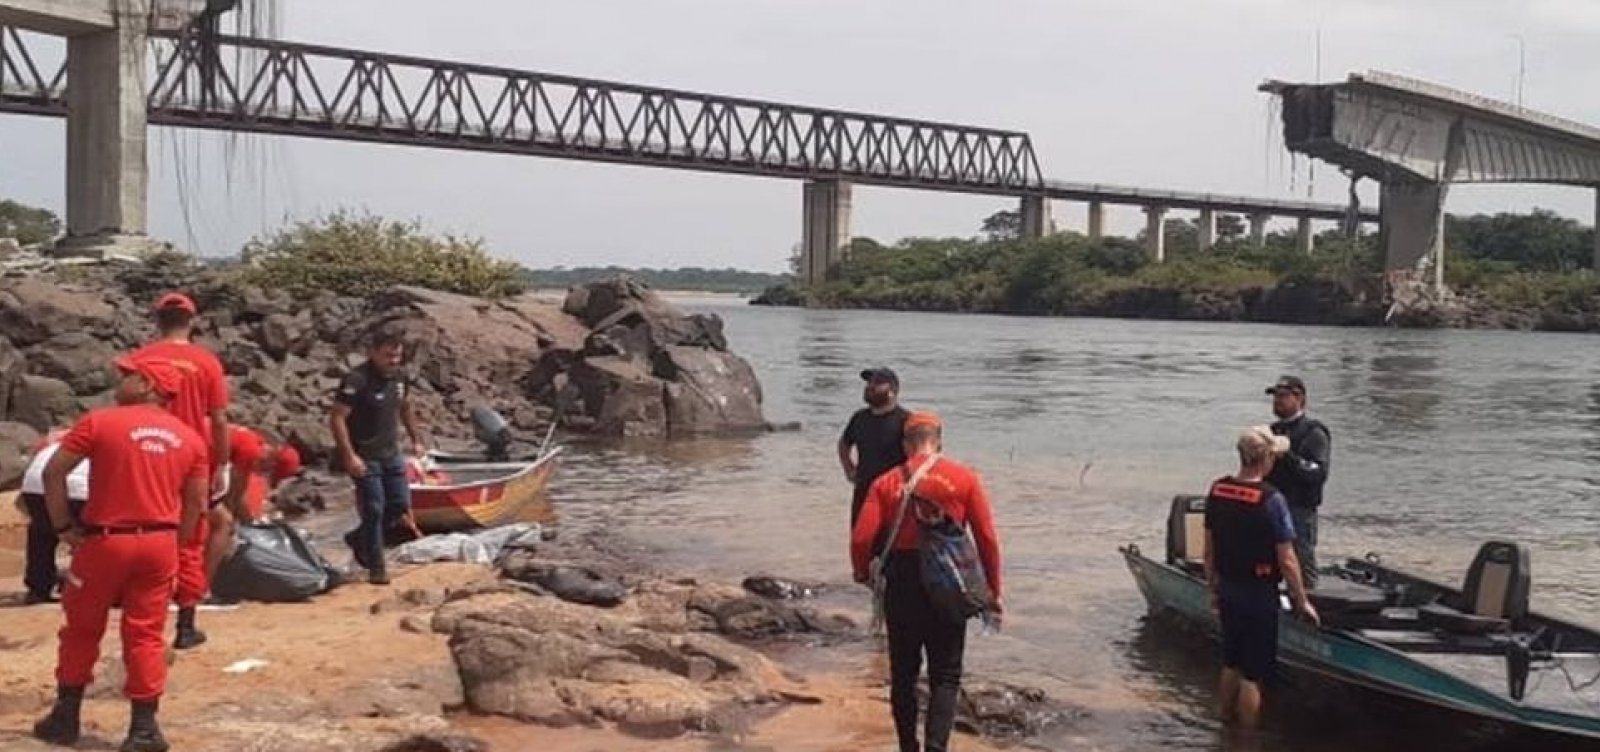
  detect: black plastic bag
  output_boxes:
[211,522,342,603]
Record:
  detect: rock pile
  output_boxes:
[0,262,769,494]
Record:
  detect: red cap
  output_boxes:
[153,292,198,315]
[271,444,302,484]
[115,356,184,399]
[903,411,942,432]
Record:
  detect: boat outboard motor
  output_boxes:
[471,406,513,461]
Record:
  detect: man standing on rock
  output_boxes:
[1264,375,1332,589]
[129,292,230,649]
[851,411,1003,752]
[31,356,209,752]
[330,329,426,586]
[204,424,303,586]
[838,367,909,527]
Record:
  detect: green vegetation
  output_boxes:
[760,208,1600,327]
[240,211,526,298]
[0,199,62,246]
[528,265,787,293]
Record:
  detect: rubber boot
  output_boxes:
[31,684,84,745]
[120,699,169,752]
[172,606,207,650]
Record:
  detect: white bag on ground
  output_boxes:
[392,523,543,565]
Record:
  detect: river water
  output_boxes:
[548,296,1600,751]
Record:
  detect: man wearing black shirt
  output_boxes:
[838,367,909,526]
[1264,375,1332,589]
[330,330,427,585]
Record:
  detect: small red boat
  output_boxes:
[408,448,560,534]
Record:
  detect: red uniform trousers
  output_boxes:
[173,514,209,608]
[57,531,178,701]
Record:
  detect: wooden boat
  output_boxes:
[1121,494,1600,747]
[408,447,561,533]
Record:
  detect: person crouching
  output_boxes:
[32,357,210,752]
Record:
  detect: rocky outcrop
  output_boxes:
[0,264,767,491]
[0,420,40,490]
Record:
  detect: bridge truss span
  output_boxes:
[0,27,1044,194]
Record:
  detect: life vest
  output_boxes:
[1205,477,1282,584]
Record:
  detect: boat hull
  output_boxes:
[409,451,559,534]
[1120,545,1600,744]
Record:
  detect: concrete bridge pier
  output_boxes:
[800,179,853,285]
[1197,208,1216,251]
[1380,181,1446,287]
[1019,195,1051,239]
[1296,217,1314,255]
[1593,188,1600,273]
[0,0,210,257]
[1086,201,1105,240]
[1249,212,1269,247]
[1144,206,1167,263]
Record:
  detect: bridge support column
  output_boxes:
[1197,209,1216,251]
[1593,188,1600,273]
[55,4,155,257]
[1019,195,1051,239]
[800,179,853,286]
[1144,206,1167,263]
[1380,181,1446,291]
[1296,217,1314,255]
[1249,212,1269,247]
[1086,201,1105,241]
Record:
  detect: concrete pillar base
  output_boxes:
[1144,206,1167,263]
[1087,201,1105,241]
[1380,181,1446,290]
[52,233,173,260]
[1019,195,1052,239]
[1296,217,1314,255]
[801,180,852,285]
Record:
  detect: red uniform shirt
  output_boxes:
[128,340,228,438]
[61,404,210,527]
[850,453,1004,598]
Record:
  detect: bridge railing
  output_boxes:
[0,27,1045,194]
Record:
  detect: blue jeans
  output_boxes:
[349,455,410,574]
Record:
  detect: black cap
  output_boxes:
[1265,375,1307,395]
[860,367,899,387]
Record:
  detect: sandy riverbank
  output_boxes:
[0,498,1011,752]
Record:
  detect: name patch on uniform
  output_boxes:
[130,427,184,454]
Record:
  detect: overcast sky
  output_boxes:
[3,0,1598,272]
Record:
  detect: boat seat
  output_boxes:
[1308,578,1389,615]
[1165,495,1207,575]
[1459,541,1531,625]
[1417,602,1509,635]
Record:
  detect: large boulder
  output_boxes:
[0,278,118,347]
[9,375,78,432]
[568,356,667,437]
[654,346,764,435]
[27,333,119,395]
[0,421,41,491]
[0,338,24,420]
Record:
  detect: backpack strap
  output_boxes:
[874,453,941,564]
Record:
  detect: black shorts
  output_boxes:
[1218,580,1281,683]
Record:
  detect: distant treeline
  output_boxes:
[527,265,790,293]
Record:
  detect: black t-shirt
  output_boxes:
[335,362,411,461]
[842,406,909,495]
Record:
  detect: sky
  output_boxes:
[3,0,1599,272]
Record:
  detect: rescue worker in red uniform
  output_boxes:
[203,424,302,583]
[129,292,229,649]
[32,357,209,752]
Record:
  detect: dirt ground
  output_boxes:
[0,496,1004,751]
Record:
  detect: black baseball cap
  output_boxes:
[860,367,899,387]
[1265,375,1307,395]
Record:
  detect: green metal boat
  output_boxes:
[1121,495,1600,746]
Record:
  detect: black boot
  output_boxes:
[120,699,169,752]
[173,606,207,650]
[31,684,84,746]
